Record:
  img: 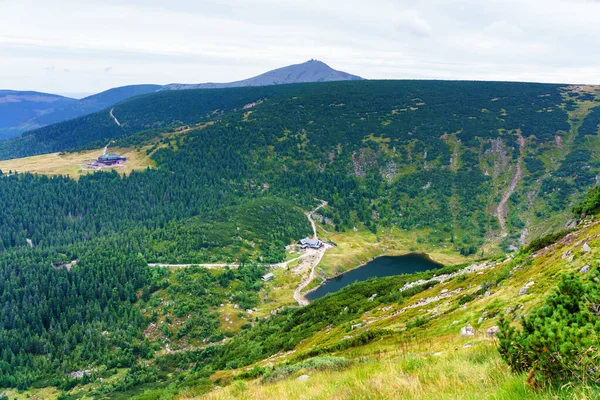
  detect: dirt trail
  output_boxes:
[293,199,331,305]
[305,199,328,239]
[109,108,121,126]
[150,199,331,306]
[293,244,331,306]
[496,135,525,235]
[148,263,239,269]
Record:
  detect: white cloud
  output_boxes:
[0,0,599,93]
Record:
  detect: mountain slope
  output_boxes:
[0,85,160,139]
[1,82,600,399]
[190,216,600,400]
[162,59,363,90]
[0,81,598,254]
[0,90,75,139]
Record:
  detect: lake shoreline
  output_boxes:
[304,252,443,301]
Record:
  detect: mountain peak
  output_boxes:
[162,60,363,91]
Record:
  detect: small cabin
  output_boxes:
[297,237,323,249]
[261,273,274,282]
[97,153,127,166]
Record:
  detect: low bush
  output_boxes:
[498,271,600,388]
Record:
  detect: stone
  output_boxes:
[477,317,485,324]
[519,286,528,295]
[481,312,488,317]
[463,343,473,349]
[567,254,575,263]
[461,324,475,337]
[520,281,534,295]
[582,243,592,253]
[441,289,448,294]
[484,291,492,297]
[580,265,591,273]
[351,323,363,330]
[296,374,310,381]
[487,326,500,338]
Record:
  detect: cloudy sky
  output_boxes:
[1,0,599,96]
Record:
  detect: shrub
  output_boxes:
[497,272,600,388]
[525,229,574,253]
[261,356,356,383]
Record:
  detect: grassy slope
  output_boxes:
[194,218,600,399]
[0,145,156,178]
[0,124,205,178]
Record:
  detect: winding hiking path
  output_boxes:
[148,263,239,269]
[109,108,121,126]
[149,199,331,306]
[306,199,328,239]
[293,244,331,306]
[293,199,331,306]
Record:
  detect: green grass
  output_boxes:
[199,343,600,400]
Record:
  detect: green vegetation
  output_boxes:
[524,229,574,253]
[574,184,600,216]
[498,271,600,388]
[1,81,600,398]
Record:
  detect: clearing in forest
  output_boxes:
[0,145,156,178]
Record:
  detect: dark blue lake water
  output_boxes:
[306,253,443,301]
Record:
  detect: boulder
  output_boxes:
[582,243,592,253]
[567,254,575,263]
[580,265,591,273]
[519,281,534,295]
[296,374,310,381]
[487,326,500,338]
[461,324,475,337]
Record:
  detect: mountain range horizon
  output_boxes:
[0,59,362,139]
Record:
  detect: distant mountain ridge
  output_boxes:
[0,91,75,138]
[0,60,361,139]
[161,60,363,90]
[0,85,161,139]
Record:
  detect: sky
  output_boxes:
[1,0,600,96]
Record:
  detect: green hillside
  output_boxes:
[1,81,599,253]
[1,81,600,399]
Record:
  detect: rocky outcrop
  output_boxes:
[461,324,475,337]
[582,243,592,253]
[519,281,534,295]
[487,326,500,338]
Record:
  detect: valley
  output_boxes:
[0,79,600,400]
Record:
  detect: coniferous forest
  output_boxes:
[0,80,599,398]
